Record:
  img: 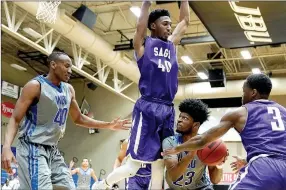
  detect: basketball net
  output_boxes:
[36,0,61,24]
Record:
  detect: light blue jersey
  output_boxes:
[163,135,213,190]
[77,168,92,189]
[18,75,71,146]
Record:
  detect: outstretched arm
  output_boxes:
[68,84,131,130]
[164,108,244,155]
[168,1,190,45]
[133,1,151,59]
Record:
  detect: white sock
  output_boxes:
[106,158,141,185]
[150,159,165,189]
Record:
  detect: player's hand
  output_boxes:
[162,147,181,156]
[69,160,75,169]
[109,117,132,131]
[222,149,229,164]
[230,156,247,174]
[1,147,17,174]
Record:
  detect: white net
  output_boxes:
[36,0,61,24]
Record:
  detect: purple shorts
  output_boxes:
[229,156,286,190]
[127,97,175,162]
[125,175,151,190]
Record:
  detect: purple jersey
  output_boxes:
[136,37,178,102]
[242,100,286,162]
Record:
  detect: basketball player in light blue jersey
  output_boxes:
[1,51,130,190]
[164,74,286,190]
[70,158,97,189]
[163,99,226,190]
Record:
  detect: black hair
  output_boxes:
[148,9,170,30]
[179,99,210,124]
[245,74,272,96]
[82,158,89,162]
[47,51,69,64]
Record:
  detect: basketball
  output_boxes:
[197,139,227,166]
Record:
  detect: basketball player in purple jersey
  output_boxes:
[92,1,190,189]
[164,74,286,190]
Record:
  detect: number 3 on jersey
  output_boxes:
[267,107,285,131]
[173,171,195,187]
[54,108,68,126]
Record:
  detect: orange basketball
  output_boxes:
[197,139,227,166]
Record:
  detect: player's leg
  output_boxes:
[17,139,53,189]
[50,147,76,189]
[229,156,284,190]
[93,100,158,189]
[92,158,141,189]
[151,159,164,189]
[127,99,162,162]
[151,106,175,189]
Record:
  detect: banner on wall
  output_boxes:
[189,1,286,48]
[1,102,15,118]
[1,81,19,99]
[220,173,238,184]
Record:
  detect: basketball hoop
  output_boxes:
[36,0,61,24]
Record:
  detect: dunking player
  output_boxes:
[70,158,98,189]
[113,139,151,189]
[1,52,130,189]
[93,1,190,189]
[164,74,286,190]
[163,99,225,190]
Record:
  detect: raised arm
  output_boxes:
[68,84,130,130]
[168,1,190,45]
[164,107,245,155]
[133,1,151,59]
[113,140,128,170]
[2,80,40,173]
[69,160,78,175]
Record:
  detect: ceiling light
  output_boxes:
[23,27,42,39]
[130,6,141,17]
[181,56,193,64]
[198,72,208,80]
[240,50,252,59]
[10,64,27,71]
[252,68,261,74]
